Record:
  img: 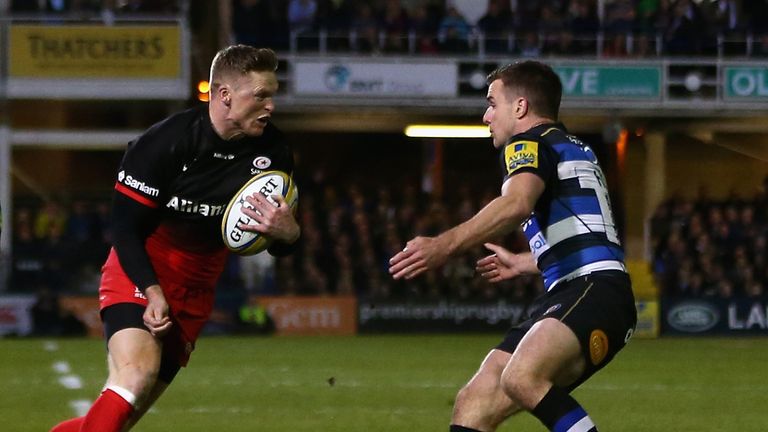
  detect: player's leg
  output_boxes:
[49,355,173,432]
[450,349,522,432]
[80,327,162,432]
[122,356,181,431]
[501,317,596,431]
[79,302,163,432]
[49,417,85,432]
[501,271,637,432]
[122,379,169,431]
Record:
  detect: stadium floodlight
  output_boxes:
[197,80,210,102]
[404,125,490,138]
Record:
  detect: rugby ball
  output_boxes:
[221,170,298,256]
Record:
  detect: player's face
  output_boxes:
[227,70,279,138]
[483,79,518,149]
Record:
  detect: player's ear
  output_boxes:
[514,97,527,119]
[218,85,231,107]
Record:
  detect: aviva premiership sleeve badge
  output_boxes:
[504,140,539,175]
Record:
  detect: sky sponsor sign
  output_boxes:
[293,61,457,97]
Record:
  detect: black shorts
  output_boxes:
[101,303,182,384]
[496,270,637,390]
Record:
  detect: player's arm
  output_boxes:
[476,244,539,283]
[252,139,301,257]
[111,192,172,336]
[441,172,544,254]
[111,192,161,291]
[389,172,544,280]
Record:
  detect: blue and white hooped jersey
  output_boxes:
[500,123,626,291]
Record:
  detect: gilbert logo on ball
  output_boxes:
[221,170,298,256]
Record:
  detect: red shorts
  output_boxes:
[99,226,229,366]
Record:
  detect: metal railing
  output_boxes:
[284,28,768,59]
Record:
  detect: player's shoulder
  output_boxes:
[258,121,293,160]
[144,105,204,138]
[261,121,286,144]
[127,105,205,156]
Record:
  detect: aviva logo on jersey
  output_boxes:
[505,140,539,174]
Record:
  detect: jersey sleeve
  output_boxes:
[111,193,161,290]
[111,121,179,290]
[501,137,557,185]
[114,125,176,207]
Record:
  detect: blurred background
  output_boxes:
[1,0,768,347]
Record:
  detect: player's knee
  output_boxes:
[453,382,476,413]
[500,365,544,410]
[453,379,518,428]
[114,364,160,398]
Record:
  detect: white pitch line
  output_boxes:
[58,375,84,390]
[43,340,59,352]
[46,346,91,417]
[52,361,71,374]
[69,399,92,417]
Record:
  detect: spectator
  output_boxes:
[288,0,317,36]
[33,200,66,240]
[381,0,410,52]
[665,0,704,55]
[409,3,440,53]
[603,0,636,56]
[438,5,471,53]
[232,0,263,46]
[10,220,44,292]
[315,0,354,50]
[540,4,565,54]
[477,0,512,53]
[350,3,379,53]
[518,30,542,57]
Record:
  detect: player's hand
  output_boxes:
[476,243,537,283]
[143,285,172,337]
[240,193,300,244]
[389,236,450,280]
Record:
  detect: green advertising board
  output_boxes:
[725,67,768,99]
[554,65,661,99]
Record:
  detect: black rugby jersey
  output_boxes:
[111,104,295,290]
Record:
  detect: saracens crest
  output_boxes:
[251,156,272,174]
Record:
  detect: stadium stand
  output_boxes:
[230,0,768,58]
[650,178,768,299]
[7,181,542,302]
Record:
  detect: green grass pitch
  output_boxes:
[2,335,766,431]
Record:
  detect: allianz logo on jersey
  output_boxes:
[165,196,227,217]
[213,152,235,160]
[118,171,159,197]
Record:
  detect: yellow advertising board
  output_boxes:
[634,300,659,339]
[10,24,181,78]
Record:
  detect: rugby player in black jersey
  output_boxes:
[50,45,300,432]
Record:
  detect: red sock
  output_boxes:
[49,417,84,432]
[80,388,135,432]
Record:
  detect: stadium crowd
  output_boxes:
[12,175,768,304]
[650,181,768,299]
[7,178,542,304]
[9,0,179,14]
[232,0,768,57]
[7,0,768,57]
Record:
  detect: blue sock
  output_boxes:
[531,386,597,432]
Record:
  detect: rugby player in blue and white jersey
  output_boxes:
[389,60,637,432]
